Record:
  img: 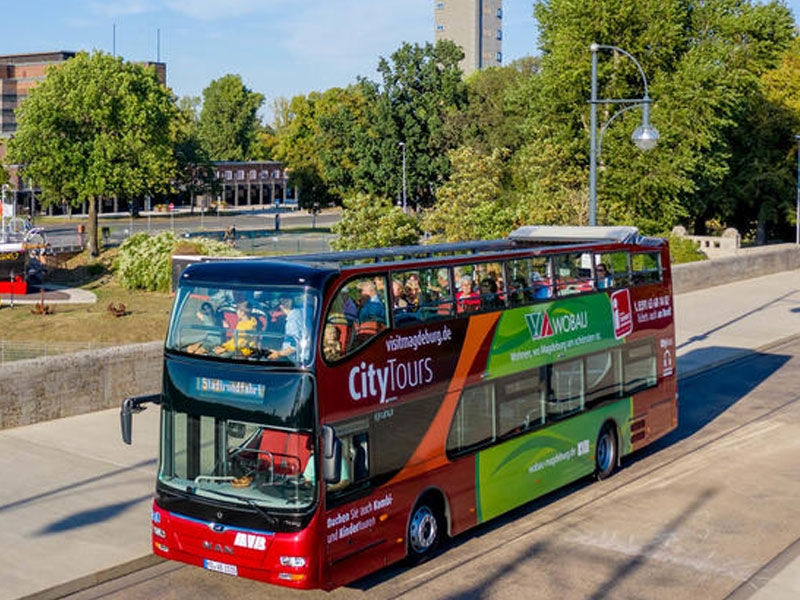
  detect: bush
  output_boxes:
[669,234,707,264]
[116,231,240,291]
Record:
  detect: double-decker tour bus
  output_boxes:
[121,225,677,590]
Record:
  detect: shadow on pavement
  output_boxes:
[37,494,153,535]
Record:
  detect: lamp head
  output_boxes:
[632,125,659,151]
[632,99,659,151]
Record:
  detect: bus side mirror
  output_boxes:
[321,425,342,484]
[120,394,161,445]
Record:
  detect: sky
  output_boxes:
[2,0,800,124]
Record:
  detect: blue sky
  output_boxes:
[2,1,799,124]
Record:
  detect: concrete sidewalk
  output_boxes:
[1,270,799,600]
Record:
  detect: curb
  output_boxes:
[17,554,163,600]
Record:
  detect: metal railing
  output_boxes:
[0,340,118,365]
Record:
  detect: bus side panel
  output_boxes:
[475,398,633,523]
[321,453,478,588]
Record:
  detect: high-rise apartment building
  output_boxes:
[434,0,503,75]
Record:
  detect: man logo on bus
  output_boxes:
[525,312,554,340]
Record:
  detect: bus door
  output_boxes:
[321,423,387,587]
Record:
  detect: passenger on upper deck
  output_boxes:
[267,295,308,361]
[213,301,258,356]
[357,280,386,323]
[596,263,614,289]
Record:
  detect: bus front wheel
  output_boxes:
[595,424,618,480]
[407,497,444,563]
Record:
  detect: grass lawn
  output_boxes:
[0,249,173,345]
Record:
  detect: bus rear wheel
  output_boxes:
[595,424,618,480]
[407,497,444,564]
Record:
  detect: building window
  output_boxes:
[497,8,502,18]
[436,1,445,8]
[436,23,444,31]
[261,170,270,180]
[248,169,257,180]
[224,170,232,181]
[496,29,502,40]
[236,170,245,180]
[496,52,502,63]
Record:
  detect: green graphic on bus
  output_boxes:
[487,295,623,379]
[475,398,633,522]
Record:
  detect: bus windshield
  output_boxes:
[159,410,317,510]
[166,283,318,367]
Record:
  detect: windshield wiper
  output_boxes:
[186,484,277,526]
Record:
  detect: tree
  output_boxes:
[8,51,180,255]
[517,0,795,236]
[444,60,538,154]
[331,193,421,250]
[353,40,468,208]
[423,146,516,241]
[197,74,264,161]
[173,98,217,211]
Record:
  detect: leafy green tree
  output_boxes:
[8,51,179,255]
[331,193,421,250]
[354,40,468,208]
[423,146,516,241]
[720,37,800,242]
[197,74,264,161]
[445,60,538,154]
[517,0,795,237]
[173,96,216,210]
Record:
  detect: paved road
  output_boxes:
[62,337,800,599]
[37,208,339,255]
[1,270,799,600]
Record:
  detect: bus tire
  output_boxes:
[594,423,618,480]
[407,495,445,564]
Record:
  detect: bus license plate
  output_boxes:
[203,559,238,576]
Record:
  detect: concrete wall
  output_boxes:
[1,244,798,430]
[672,243,800,294]
[0,342,162,430]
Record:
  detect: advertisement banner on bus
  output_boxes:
[475,398,633,522]
[487,294,623,379]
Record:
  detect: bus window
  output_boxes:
[632,252,662,285]
[325,276,388,359]
[547,359,584,419]
[447,384,495,455]
[585,349,622,404]
[419,267,454,321]
[497,374,544,437]
[454,262,504,313]
[623,340,657,394]
[325,420,370,501]
[506,257,552,305]
[554,253,594,296]
[595,251,630,289]
[168,284,317,365]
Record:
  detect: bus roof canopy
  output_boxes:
[508,225,640,245]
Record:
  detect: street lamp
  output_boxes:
[1,184,8,243]
[398,141,407,212]
[588,43,660,226]
[796,135,800,245]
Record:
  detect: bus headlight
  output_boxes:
[279,556,307,568]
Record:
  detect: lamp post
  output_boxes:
[1,184,8,243]
[398,141,407,213]
[795,135,800,245]
[588,43,660,226]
